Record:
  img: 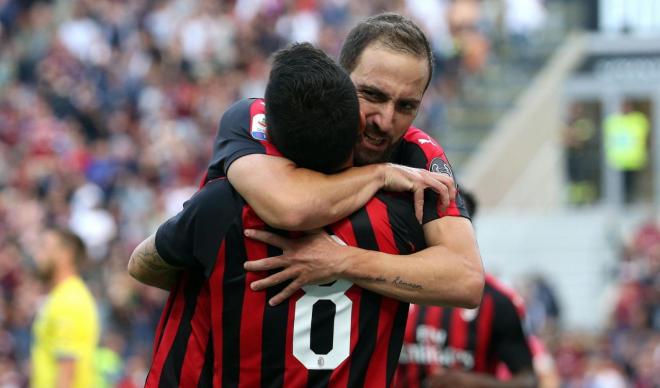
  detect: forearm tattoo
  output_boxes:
[354,274,423,291]
[130,235,180,289]
[391,276,423,290]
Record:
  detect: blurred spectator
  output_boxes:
[522,275,561,338]
[562,102,598,205]
[504,0,546,59]
[604,101,650,204]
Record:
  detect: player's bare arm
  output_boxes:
[227,154,455,230]
[244,216,484,308]
[128,234,181,290]
[55,357,76,388]
[425,369,537,388]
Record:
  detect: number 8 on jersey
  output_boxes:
[293,276,353,370]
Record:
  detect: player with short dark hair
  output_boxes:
[130,43,427,387]
[266,43,360,174]
[339,12,435,94]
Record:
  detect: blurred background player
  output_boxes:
[604,100,650,204]
[31,227,99,388]
[394,192,539,388]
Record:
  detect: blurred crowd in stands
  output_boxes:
[3,0,656,387]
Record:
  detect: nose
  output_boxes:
[372,102,396,135]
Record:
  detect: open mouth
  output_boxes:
[363,131,387,147]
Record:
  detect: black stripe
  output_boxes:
[442,307,454,344]
[441,307,455,370]
[347,207,381,388]
[307,370,332,388]
[415,306,429,385]
[386,302,409,386]
[394,141,442,224]
[222,222,247,387]
[197,334,214,388]
[466,308,479,359]
[159,272,204,387]
[380,194,417,255]
[261,231,289,388]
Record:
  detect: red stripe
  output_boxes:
[326,220,359,387]
[401,305,421,388]
[239,206,268,388]
[198,171,209,189]
[332,216,357,247]
[366,198,399,254]
[363,199,402,387]
[283,291,307,387]
[151,282,177,355]
[210,241,226,388]
[365,297,398,386]
[145,274,189,387]
[448,309,469,368]
[179,282,211,387]
[474,294,494,372]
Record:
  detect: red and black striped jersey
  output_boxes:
[206,98,470,223]
[394,274,533,388]
[147,178,427,388]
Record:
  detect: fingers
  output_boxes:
[422,172,450,209]
[244,256,286,271]
[268,280,303,306]
[244,229,288,247]
[414,188,424,223]
[249,266,296,291]
[434,173,457,202]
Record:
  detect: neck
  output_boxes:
[52,266,77,289]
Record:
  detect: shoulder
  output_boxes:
[223,98,262,118]
[485,274,526,318]
[220,98,262,128]
[189,178,244,220]
[52,278,97,315]
[395,126,449,170]
[402,127,446,153]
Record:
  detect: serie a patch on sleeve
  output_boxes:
[429,157,453,178]
[250,113,267,140]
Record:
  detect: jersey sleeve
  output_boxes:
[155,179,243,275]
[397,128,470,224]
[491,294,534,374]
[206,98,268,180]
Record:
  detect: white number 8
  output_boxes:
[292,236,353,370]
